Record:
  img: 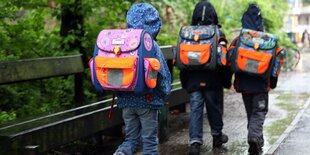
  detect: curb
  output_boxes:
[265,97,310,155]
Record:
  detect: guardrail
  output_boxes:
[0,45,189,155]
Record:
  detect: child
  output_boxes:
[113,3,171,155]
[179,1,232,154]
[228,4,284,155]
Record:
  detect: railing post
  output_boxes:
[74,72,84,107]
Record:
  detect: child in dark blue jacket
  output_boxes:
[113,3,171,155]
[180,1,232,154]
[228,4,284,155]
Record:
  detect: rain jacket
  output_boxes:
[116,3,172,109]
[229,4,282,93]
[180,0,232,93]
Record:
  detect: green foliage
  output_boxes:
[0,0,134,123]
[153,0,197,46]
[0,77,74,120]
[0,3,68,61]
[79,0,132,58]
[0,111,16,123]
[0,1,77,123]
[303,0,310,5]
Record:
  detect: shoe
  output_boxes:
[189,142,201,155]
[213,133,228,148]
[248,138,263,155]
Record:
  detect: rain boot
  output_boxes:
[189,142,201,155]
[248,137,263,155]
[213,133,229,148]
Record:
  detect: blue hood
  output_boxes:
[126,3,161,39]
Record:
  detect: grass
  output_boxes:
[266,92,310,144]
[266,102,299,144]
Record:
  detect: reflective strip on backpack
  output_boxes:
[245,59,259,73]
[148,70,158,79]
[188,51,201,65]
[108,69,123,86]
[221,53,226,59]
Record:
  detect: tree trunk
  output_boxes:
[60,0,85,107]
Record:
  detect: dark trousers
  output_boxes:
[242,93,268,142]
[189,89,224,144]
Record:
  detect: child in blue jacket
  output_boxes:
[113,3,171,155]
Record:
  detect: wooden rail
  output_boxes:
[0,55,84,84]
[0,45,189,155]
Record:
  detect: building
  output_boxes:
[285,0,310,44]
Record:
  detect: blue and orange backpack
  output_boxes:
[229,28,283,78]
[175,25,227,70]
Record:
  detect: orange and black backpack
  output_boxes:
[175,25,227,70]
[230,28,279,79]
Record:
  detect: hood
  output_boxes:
[191,0,219,26]
[241,4,264,31]
[126,3,161,39]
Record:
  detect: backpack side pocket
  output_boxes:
[217,45,228,66]
[144,58,160,88]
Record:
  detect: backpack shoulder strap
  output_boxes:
[276,47,283,55]
[230,33,242,68]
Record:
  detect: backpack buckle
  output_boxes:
[254,43,259,50]
[194,35,199,42]
[114,46,121,55]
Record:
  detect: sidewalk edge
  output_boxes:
[265,97,310,155]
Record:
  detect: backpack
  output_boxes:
[230,28,278,78]
[175,25,227,70]
[89,29,160,94]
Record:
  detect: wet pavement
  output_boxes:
[270,98,310,155]
[266,53,310,155]
[155,53,310,155]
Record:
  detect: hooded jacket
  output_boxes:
[241,4,264,32]
[180,1,232,93]
[229,4,279,93]
[192,0,219,26]
[116,3,171,109]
